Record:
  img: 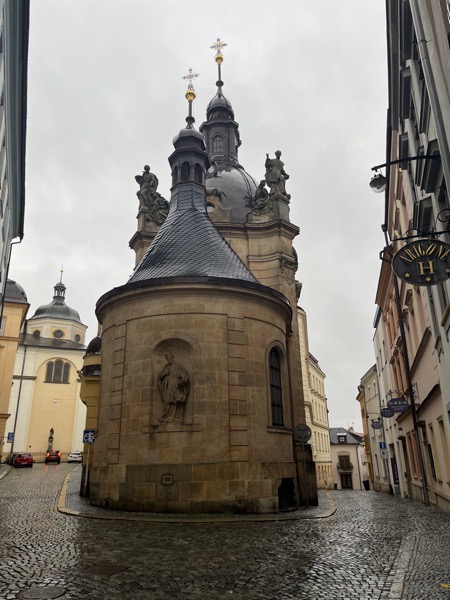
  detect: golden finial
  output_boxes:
[182,67,199,102]
[210,37,227,64]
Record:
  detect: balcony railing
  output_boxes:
[337,463,353,472]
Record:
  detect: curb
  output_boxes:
[0,465,12,480]
[57,471,337,523]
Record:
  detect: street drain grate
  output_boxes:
[19,587,66,599]
[85,564,129,576]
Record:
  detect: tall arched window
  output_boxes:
[269,348,284,426]
[212,135,224,154]
[45,360,70,383]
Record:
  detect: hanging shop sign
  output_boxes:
[392,239,450,286]
[380,406,395,418]
[371,419,382,430]
[387,397,410,413]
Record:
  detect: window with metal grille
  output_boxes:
[45,360,70,383]
[269,348,283,426]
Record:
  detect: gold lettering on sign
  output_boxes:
[399,242,450,264]
[437,245,450,261]
[418,261,435,276]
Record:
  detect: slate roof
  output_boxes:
[21,333,86,350]
[128,185,258,284]
[5,280,28,304]
[329,427,363,445]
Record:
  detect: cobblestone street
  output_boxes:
[0,464,449,600]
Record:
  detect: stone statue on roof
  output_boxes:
[135,165,169,225]
[264,151,290,198]
[248,180,271,215]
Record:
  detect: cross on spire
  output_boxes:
[182,67,199,91]
[210,37,227,57]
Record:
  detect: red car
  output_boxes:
[12,453,33,468]
[45,450,61,464]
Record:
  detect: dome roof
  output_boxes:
[5,280,28,304]
[29,281,82,323]
[206,164,258,222]
[85,334,102,355]
[206,90,234,116]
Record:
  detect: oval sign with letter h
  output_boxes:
[392,239,450,286]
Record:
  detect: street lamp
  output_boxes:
[369,155,440,194]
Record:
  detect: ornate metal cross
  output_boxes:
[182,67,199,90]
[210,37,227,56]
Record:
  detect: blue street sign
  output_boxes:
[7,432,13,443]
[379,441,387,450]
[83,429,96,444]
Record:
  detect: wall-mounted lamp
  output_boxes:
[369,155,440,194]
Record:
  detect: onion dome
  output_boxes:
[29,280,82,323]
[200,38,258,222]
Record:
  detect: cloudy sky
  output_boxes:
[11,0,388,429]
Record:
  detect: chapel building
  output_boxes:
[87,47,317,513]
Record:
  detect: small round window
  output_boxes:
[32,330,40,338]
[207,203,215,214]
[53,330,64,339]
[75,334,81,342]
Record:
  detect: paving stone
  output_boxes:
[0,464,449,599]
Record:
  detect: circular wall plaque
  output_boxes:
[294,424,312,444]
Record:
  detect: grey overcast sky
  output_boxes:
[11,0,388,429]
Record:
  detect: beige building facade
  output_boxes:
[297,307,332,489]
[330,428,368,491]
[367,1,450,513]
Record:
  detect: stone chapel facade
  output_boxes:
[86,51,317,513]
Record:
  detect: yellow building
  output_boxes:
[3,279,87,461]
[0,280,29,460]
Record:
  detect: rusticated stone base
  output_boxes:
[88,460,297,514]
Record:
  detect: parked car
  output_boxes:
[67,451,82,463]
[12,453,33,468]
[45,450,61,464]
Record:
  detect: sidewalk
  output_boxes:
[58,466,337,523]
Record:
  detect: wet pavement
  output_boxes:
[0,463,449,599]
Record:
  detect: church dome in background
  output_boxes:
[200,52,258,223]
[206,164,258,222]
[85,334,102,355]
[29,280,82,323]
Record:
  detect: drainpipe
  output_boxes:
[10,322,27,456]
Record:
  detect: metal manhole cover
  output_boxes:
[85,564,129,576]
[20,587,66,599]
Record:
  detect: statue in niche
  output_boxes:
[135,165,169,225]
[264,151,290,198]
[248,180,271,215]
[158,351,190,423]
